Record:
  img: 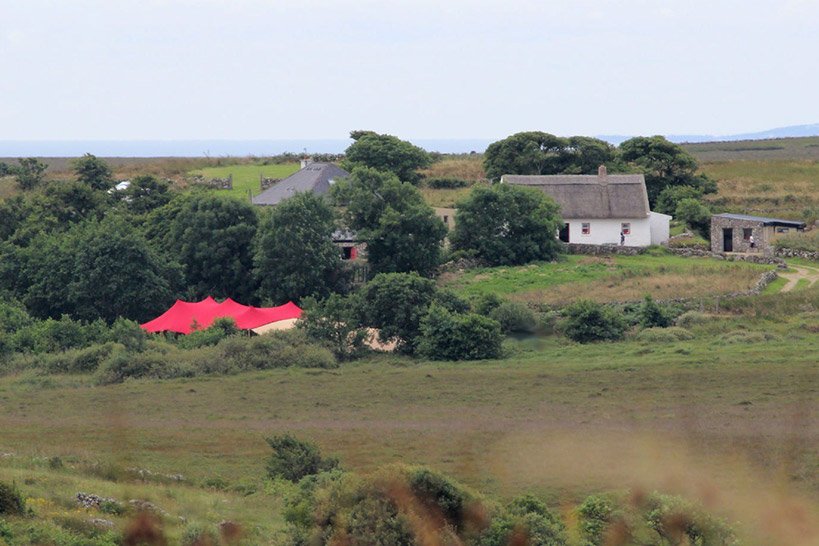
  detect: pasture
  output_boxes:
[1,286,817,545]
[188,163,300,199]
[440,253,771,306]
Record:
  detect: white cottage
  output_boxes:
[501,166,671,246]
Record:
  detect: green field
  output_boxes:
[1,285,817,544]
[682,136,819,162]
[441,253,771,305]
[188,163,300,200]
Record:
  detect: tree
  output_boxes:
[675,198,711,239]
[450,183,563,266]
[564,136,616,174]
[366,204,446,277]
[120,175,171,215]
[654,185,703,216]
[562,300,626,343]
[332,167,446,277]
[160,193,258,302]
[483,132,569,181]
[417,304,503,361]
[18,215,179,322]
[73,153,114,190]
[254,192,341,303]
[299,294,367,360]
[357,272,437,353]
[343,131,432,184]
[15,157,48,190]
[618,136,715,206]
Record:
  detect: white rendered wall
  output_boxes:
[649,212,672,245]
[565,217,652,246]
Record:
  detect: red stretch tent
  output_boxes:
[140,297,302,334]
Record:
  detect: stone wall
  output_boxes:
[775,248,819,261]
[710,215,771,255]
[563,243,645,256]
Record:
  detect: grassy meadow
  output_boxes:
[1,285,817,544]
[188,163,300,200]
[440,253,771,306]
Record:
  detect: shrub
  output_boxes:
[299,294,367,361]
[95,348,195,384]
[418,305,503,361]
[635,327,694,343]
[675,198,711,239]
[43,342,119,374]
[176,317,239,349]
[774,229,819,252]
[0,481,25,515]
[562,300,626,343]
[181,523,219,546]
[577,494,616,546]
[639,295,672,328]
[674,311,709,328]
[473,292,503,316]
[644,493,736,546]
[218,330,338,371]
[489,301,537,334]
[425,177,471,188]
[265,434,339,483]
[107,317,148,352]
[655,185,703,215]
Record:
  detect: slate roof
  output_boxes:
[712,213,806,228]
[501,172,650,219]
[252,163,350,206]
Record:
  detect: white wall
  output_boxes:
[649,212,672,245]
[565,217,652,246]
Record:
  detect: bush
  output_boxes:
[674,311,709,328]
[562,300,626,343]
[675,198,711,239]
[639,295,672,328]
[43,342,119,374]
[176,317,239,349]
[299,294,367,361]
[473,292,503,316]
[181,523,219,546]
[577,494,616,546]
[425,177,471,189]
[95,347,194,384]
[635,327,694,343]
[0,481,25,515]
[265,434,339,483]
[418,305,503,361]
[655,185,703,215]
[644,493,736,546]
[107,317,148,352]
[489,301,537,334]
[218,330,338,371]
[774,229,819,252]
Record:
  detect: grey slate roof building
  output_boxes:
[501,167,650,219]
[251,162,350,206]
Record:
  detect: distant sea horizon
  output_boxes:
[0,139,495,158]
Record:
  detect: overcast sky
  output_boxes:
[1,0,817,141]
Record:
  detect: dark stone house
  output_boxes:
[710,213,806,255]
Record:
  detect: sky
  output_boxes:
[1,0,817,141]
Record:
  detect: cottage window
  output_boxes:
[581,223,591,235]
[621,222,631,235]
[743,228,753,241]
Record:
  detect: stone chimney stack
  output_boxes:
[597,164,608,185]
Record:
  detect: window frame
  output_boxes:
[581,222,591,235]
[621,222,631,236]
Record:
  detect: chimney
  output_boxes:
[597,164,608,180]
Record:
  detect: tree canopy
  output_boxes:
[157,193,258,302]
[618,136,715,206]
[343,131,432,184]
[483,132,615,181]
[254,192,342,303]
[73,153,114,191]
[450,183,563,266]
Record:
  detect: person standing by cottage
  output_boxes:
[749,234,755,251]
[620,231,625,246]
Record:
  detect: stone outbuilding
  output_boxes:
[710,213,806,255]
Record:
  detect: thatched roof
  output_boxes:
[502,168,650,219]
[252,163,349,206]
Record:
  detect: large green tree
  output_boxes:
[158,193,258,301]
[73,153,114,191]
[254,192,342,303]
[343,131,432,184]
[15,216,179,322]
[483,132,615,181]
[332,167,445,277]
[450,184,563,266]
[119,175,172,215]
[14,158,48,190]
[618,136,715,206]
[356,272,437,353]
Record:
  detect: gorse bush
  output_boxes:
[265,434,339,483]
[562,300,627,343]
[639,295,673,328]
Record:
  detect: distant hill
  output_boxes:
[600,123,819,145]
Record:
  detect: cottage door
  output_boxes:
[559,223,570,243]
[723,228,733,252]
